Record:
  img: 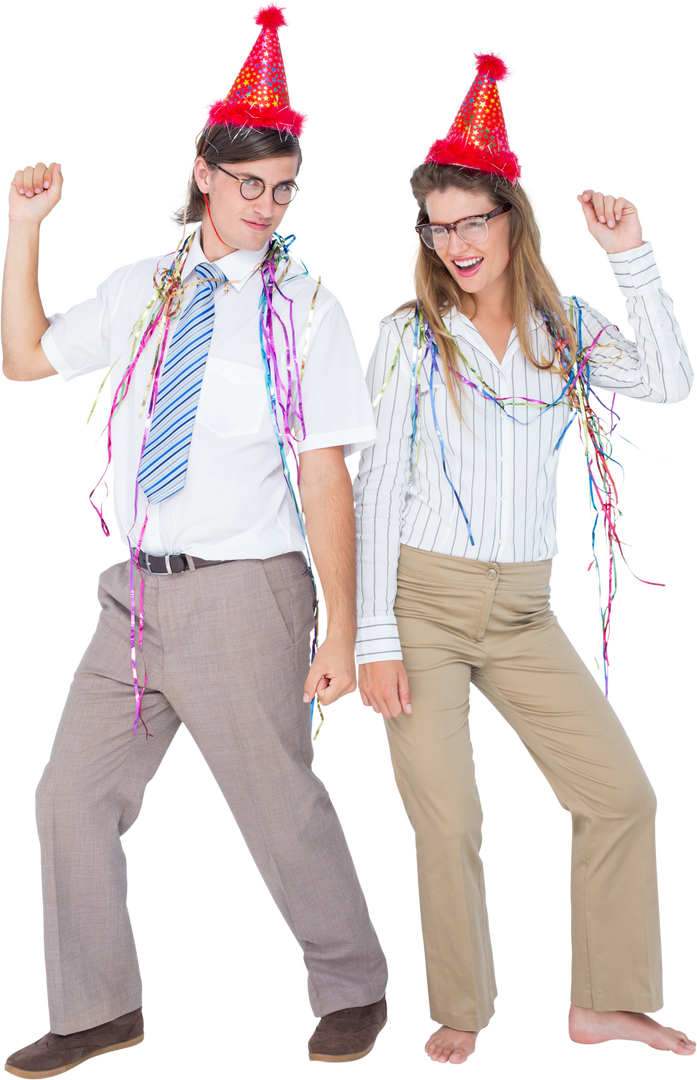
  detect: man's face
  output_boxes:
[194,154,300,252]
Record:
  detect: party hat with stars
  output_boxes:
[425,54,520,183]
[207,5,305,135]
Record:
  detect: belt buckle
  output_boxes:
[143,552,176,575]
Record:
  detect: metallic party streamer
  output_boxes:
[88,232,325,736]
[375,302,662,693]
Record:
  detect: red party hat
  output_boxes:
[425,54,520,183]
[207,5,305,135]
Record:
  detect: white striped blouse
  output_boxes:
[354,242,693,664]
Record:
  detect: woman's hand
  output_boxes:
[359,660,412,719]
[577,189,643,254]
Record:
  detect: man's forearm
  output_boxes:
[2,221,52,380]
[299,447,357,644]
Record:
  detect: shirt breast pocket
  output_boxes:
[196,357,268,438]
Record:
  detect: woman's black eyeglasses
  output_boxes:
[416,204,512,250]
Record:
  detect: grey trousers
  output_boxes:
[387,545,661,1030]
[36,554,387,1034]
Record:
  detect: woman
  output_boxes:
[354,54,694,1065]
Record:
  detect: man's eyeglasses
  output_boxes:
[416,204,512,250]
[214,164,299,205]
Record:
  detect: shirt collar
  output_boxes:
[183,230,269,292]
[448,306,535,339]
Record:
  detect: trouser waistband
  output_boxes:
[137,551,232,575]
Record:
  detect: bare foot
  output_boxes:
[425,1026,478,1064]
[569,1004,696,1055]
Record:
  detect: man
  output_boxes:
[2,7,387,1076]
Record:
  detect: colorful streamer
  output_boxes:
[375,302,662,693]
[89,232,325,736]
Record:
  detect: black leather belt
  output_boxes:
[137,551,231,575]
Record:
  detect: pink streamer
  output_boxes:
[89,233,321,737]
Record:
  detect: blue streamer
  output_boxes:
[257,234,324,734]
[376,297,641,696]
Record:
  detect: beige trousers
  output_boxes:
[386,544,662,1031]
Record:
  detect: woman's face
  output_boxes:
[424,186,511,302]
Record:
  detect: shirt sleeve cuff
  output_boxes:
[41,323,78,381]
[356,616,403,663]
[298,424,378,457]
[607,242,661,296]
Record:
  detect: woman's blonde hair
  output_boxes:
[404,163,574,413]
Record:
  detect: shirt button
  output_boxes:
[486,568,497,580]
[501,456,507,463]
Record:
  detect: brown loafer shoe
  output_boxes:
[5,1007,143,1078]
[308,996,387,1062]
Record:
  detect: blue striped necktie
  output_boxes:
[138,261,227,503]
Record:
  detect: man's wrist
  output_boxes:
[4,216,43,235]
[324,622,357,647]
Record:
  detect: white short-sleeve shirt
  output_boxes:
[42,231,376,559]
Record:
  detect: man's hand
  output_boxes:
[10,162,62,224]
[303,633,357,707]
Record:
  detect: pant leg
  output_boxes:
[155,553,387,1016]
[36,562,181,1034]
[388,546,497,1031]
[386,544,661,1032]
[472,559,662,1013]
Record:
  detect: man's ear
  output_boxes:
[193,156,213,194]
